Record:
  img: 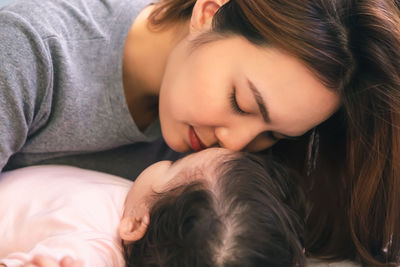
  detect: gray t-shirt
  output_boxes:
[0,0,182,179]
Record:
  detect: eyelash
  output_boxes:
[230,88,247,115]
[229,89,296,142]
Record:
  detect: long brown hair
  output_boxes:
[149,0,400,265]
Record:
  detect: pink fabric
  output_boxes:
[0,165,132,267]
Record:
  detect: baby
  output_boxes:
[0,148,306,267]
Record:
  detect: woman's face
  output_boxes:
[159,35,341,152]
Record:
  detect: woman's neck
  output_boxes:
[122,5,189,130]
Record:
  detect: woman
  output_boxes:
[0,0,398,265]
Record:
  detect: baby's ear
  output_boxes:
[119,212,150,243]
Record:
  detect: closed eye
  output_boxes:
[230,87,248,115]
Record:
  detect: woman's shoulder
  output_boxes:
[0,0,125,40]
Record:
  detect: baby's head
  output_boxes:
[119,148,306,267]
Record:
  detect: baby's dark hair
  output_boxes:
[123,152,306,267]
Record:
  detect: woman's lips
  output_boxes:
[189,126,207,152]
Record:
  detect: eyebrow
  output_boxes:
[247,79,301,140]
[247,79,270,123]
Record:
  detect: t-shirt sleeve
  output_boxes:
[0,233,123,267]
[0,11,52,171]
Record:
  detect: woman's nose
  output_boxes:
[214,124,268,152]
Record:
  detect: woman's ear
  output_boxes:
[119,212,150,243]
[190,0,230,32]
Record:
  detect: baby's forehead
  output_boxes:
[167,150,238,190]
[186,148,238,165]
